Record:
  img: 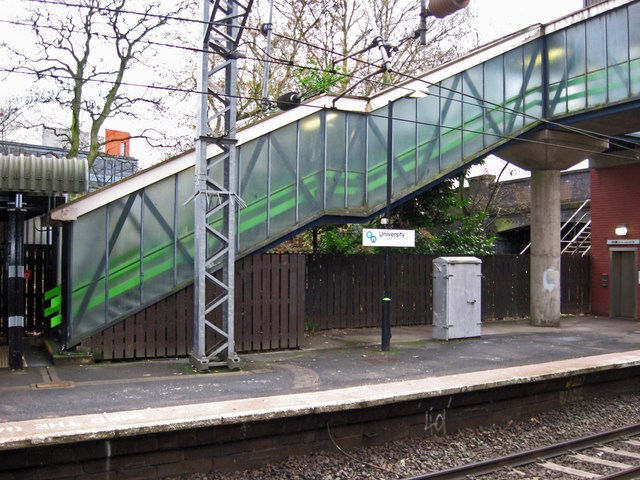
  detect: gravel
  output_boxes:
[165,392,640,480]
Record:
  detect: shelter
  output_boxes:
[0,154,87,369]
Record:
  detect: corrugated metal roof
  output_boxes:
[0,154,88,195]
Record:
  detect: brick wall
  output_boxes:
[3,368,638,479]
[104,129,130,157]
[590,163,640,318]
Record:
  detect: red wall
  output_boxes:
[590,163,640,319]
[104,129,130,157]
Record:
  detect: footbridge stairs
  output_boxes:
[50,0,640,348]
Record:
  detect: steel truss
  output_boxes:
[191,0,253,371]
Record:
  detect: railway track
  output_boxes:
[402,423,640,480]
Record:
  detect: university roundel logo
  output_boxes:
[363,228,415,248]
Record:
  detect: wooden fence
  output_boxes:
[305,254,432,330]
[306,254,590,330]
[9,252,589,361]
[79,254,306,360]
[559,254,591,313]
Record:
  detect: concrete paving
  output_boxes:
[1,316,639,427]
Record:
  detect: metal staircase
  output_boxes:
[561,220,591,256]
[520,199,591,256]
[560,199,591,256]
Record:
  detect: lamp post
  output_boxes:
[381,90,427,352]
[382,101,394,351]
[381,0,468,351]
[275,0,469,352]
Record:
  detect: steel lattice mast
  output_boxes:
[191,0,253,371]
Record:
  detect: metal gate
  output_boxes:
[1,244,55,337]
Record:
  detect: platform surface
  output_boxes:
[1,316,639,448]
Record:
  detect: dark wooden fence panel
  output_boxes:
[561,255,591,314]
[480,255,530,320]
[77,253,588,360]
[306,254,589,330]
[234,254,305,352]
[392,254,435,326]
[306,254,437,330]
[80,255,305,361]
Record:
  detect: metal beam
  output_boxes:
[191,0,253,371]
[7,194,25,370]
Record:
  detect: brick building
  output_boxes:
[590,162,640,320]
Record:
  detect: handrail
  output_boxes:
[561,220,591,254]
[560,211,590,243]
[520,199,591,254]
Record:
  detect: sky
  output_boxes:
[474,0,583,44]
[0,0,586,173]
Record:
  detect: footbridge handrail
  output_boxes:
[49,0,640,347]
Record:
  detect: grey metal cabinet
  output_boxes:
[432,257,482,340]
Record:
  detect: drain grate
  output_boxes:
[0,345,7,368]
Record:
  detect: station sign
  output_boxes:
[362,228,415,248]
[607,239,640,245]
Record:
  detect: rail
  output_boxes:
[520,198,591,255]
[402,422,640,480]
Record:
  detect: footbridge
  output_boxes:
[50,0,640,348]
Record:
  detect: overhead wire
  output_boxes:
[0,72,609,165]
[12,0,387,70]
[0,10,373,77]
[263,34,640,157]
[1,64,637,164]
[20,0,201,25]
[246,9,640,156]
[2,1,639,160]
[237,5,640,155]
[395,70,638,154]
[0,18,201,55]
[269,12,637,155]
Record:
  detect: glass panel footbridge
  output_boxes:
[52,0,640,346]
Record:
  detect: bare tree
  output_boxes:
[3,0,191,168]
[154,0,478,153]
[0,96,35,144]
[244,0,477,104]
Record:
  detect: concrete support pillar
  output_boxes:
[530,170,561,326]
[496,128,609,328]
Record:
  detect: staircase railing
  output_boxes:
[561,220,591,255]
[520,199,591,255]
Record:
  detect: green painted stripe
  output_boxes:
[44,285,61,301]
[50,314,62,328]
[108,275,141,299]
[44,296,61,317]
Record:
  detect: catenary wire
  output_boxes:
[2,60,638,162]
[1,66,638,165]
[3,1,639,157]
[20,0,200,25]
[0,18,202,55]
